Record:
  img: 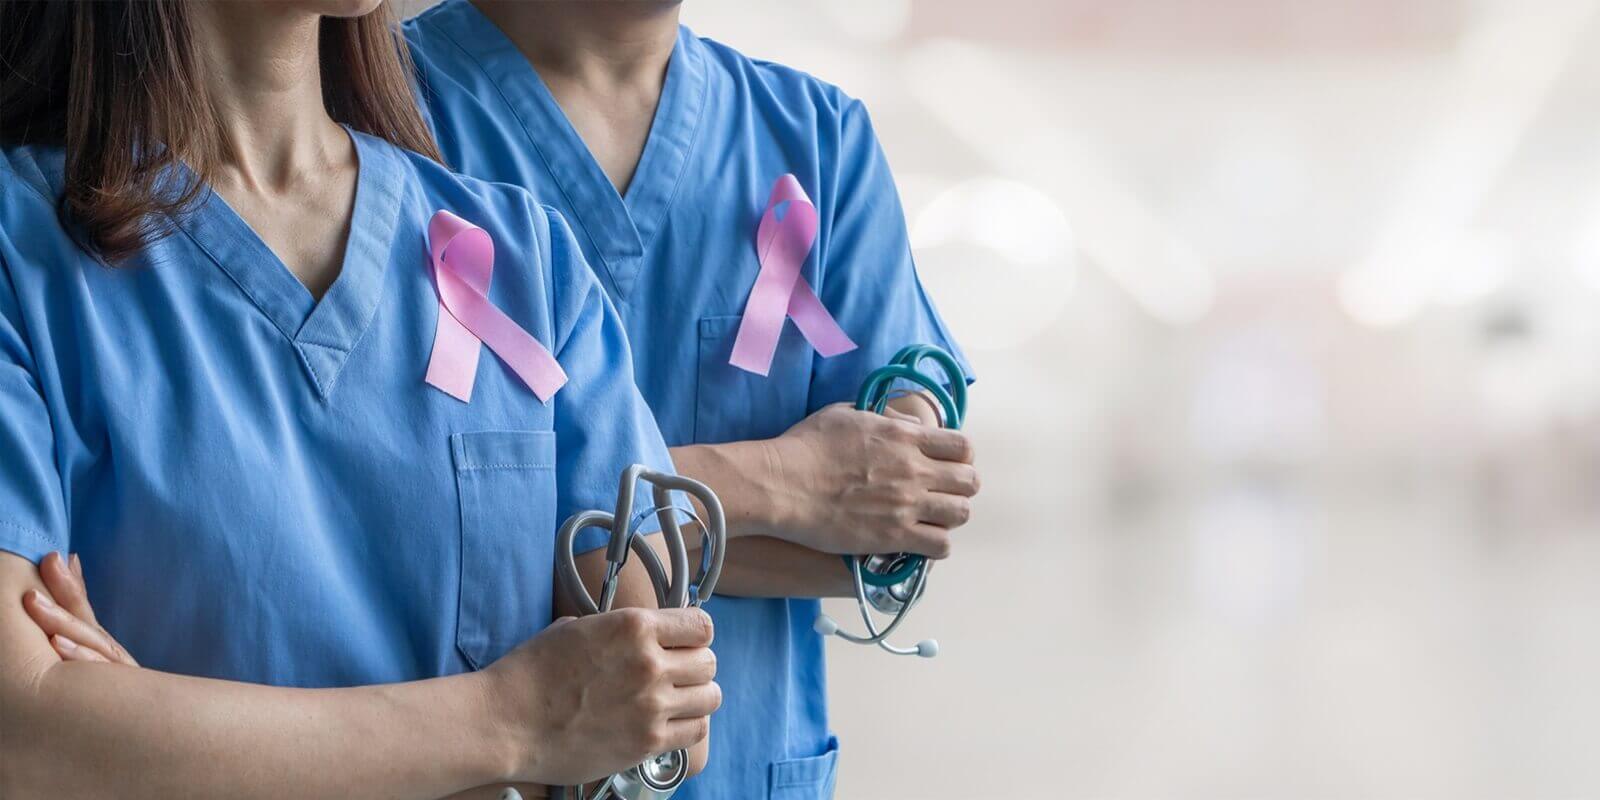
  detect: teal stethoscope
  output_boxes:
[813,344,967,659]
[540,465,727,800]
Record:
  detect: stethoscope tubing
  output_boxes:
[850,346,966,586]
[833,555,931,650]
[555,465,727,615]
[826,343,967,658]
[550,465,728,800]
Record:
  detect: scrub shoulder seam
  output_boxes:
[0,519,57,549]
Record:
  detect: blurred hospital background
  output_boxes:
[407,1,1600,797]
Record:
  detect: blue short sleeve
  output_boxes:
[0,221,67,563]
[806,101,974,412]
[544,205,682,554]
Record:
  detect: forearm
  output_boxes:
[669,440,794,541]
[2,657,507,799]
[691,537,853,598]
[0,554,509,799]
[670,441,859,597]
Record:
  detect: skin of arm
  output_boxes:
[3,546,717,799]
[17,539,715,800]
[0,551,512,799]
[673,393,966,599]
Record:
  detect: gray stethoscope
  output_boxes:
[508,465,726,800]
[813,344,968,659]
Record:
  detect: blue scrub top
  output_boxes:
[406,4,973,797]
[0,129,678,686]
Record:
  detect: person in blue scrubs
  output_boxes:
[402,3,983,797]
[0,2,717,797]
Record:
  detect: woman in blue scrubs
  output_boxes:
[0,2,717,797]
[400,3,984,798]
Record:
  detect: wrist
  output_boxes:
[462,668,532,784]
[674,440,804,541]
[755,434,818,543]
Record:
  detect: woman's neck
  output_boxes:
[473,1,680,90]
[188,2,351,193]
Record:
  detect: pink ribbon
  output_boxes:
[729,174,857,376]
[425,210,568,403]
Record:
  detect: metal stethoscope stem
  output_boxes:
[545,465,727,800]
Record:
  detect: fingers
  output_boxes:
[658,716,712,752]
[52,634,110,663]
[40,551,98,626]
[661,645,717,686]
[916,427,974,464]
[927,462,982,497]
[22,590,131,666]
[33,555,138,665]
[650,608,714,648]
[900,524,954,559]
[667,681,722,720]
[918,492,973,530]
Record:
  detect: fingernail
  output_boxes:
[28,590,54,609]
[54,634,77,652]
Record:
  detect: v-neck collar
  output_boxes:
[179,127,404,398]
[426,2,707,301]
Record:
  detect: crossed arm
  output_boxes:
[1,397,976,795]
[0,543,714,799]
[671,395,979,598]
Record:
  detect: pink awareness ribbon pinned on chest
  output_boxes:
[424,210,568,403]
[728,174,857,376]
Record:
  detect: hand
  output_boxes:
[484,607,719,787]
[767,401,980,558]
[21,551,138,666]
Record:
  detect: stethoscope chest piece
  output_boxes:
[861,553,923,614]
[605,751,689,800]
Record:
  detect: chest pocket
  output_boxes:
[695,315,814,444]
[451,430,557,670]
[768,739,840,800]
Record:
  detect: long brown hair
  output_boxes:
[0,1,441,262]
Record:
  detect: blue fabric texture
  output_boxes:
[0,129,677,685]
[406,4,971,797]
